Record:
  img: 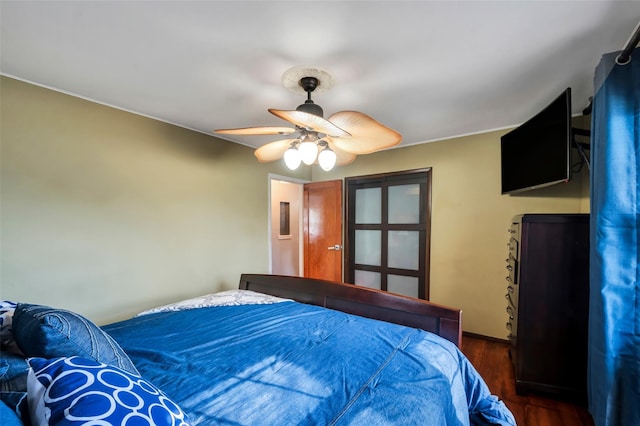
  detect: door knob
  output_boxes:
[328,245,342,251]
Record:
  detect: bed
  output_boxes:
[0,274,515,425]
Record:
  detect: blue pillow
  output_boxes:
[0,351,28,392]
[0,391,28,423]
[13,303,139,376]
[1,300,24,355]
[27,356,190,426]
[0,398,23,426]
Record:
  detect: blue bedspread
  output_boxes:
[103,301,515,425]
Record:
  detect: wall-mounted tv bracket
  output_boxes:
[582,96,593,116]
[572,128,591,172]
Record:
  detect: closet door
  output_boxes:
[345,169,432,299]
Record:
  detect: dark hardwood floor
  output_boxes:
[461,334,594,426]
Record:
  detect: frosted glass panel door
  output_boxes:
[356,188,381,224]
[388,231,419,270]
[389,184,420,224]
[355,230,381,266]
[355,270,381,290]
[388,275,420,298]
[346,170,432,300]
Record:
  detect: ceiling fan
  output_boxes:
[214,66,402,171]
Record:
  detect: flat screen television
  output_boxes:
[501,88,572,194]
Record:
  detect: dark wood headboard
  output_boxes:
[239,274,462,347]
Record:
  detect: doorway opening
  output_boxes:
[269,176,344,282]
[268,175,305,276]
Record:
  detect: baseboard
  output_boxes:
[462,331,509,344]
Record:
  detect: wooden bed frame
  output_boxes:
[239,274,462,347]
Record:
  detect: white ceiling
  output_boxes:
[2,1,639,151]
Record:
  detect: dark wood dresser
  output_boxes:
[505,213,590,402]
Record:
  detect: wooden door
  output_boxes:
[303,180,343,282]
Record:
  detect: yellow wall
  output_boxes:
[314,127,589,338]
[0,76,309,324]
[1,76,589,338]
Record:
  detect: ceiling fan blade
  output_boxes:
[269,109,350,137]
[254,139,298,163]
[327,142,357,166]
[214,126,295,136]
[326,111,402,154]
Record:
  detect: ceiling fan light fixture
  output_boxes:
[318,143,337,171]
[299,141,318,165]
[283,144,301,170]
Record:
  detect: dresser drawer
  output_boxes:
[505,285,517,307]
[506,255,518,285]
[508,237,519,261]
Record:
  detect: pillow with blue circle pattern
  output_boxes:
[27,356,190,426]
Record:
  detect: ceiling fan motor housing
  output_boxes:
[296,76,324,117]
[296,100,323,117]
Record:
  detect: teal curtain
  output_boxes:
[589,47,640,426]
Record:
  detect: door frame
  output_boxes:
[268,174,308,275]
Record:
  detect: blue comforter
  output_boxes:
[103,301,515,425]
